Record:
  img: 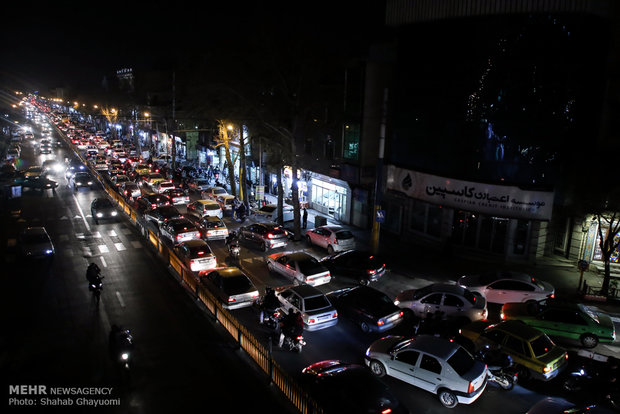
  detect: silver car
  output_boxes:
[305,225,355,254]
[19,227,55,259]
[365,335,488,408]
[275,285,338,331]
[394,283,488,323]
[266,252,331,287]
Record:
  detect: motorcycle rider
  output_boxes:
[259,287,280,324]
[86,262,101,290]
[226,231,239,253]
[279,308,304,348]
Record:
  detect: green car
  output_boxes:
[501,299,616,349]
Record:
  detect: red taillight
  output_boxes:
[549,293,555,299]
[381,409,392,414]
[467,382,475,394]
[228,298,236,303]
[296,336,303,341]
[267,233,275,239]
[332,312,338,318]
[307,318,315,324]
[195,232,201,238]
[197,251,205,255]
[367,269,375,275]
[176,235,182,240]
[333,238,338,244]
[565,354,569,359]
[377,320,385,326]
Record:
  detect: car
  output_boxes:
[134,194,171,213]
[186,200,223,219]
[188,178,211,193]
[394,283,488,323]
[364,335,488,408]
[39,143,53,154]
[201,186,229,200]
[186,215,229,241]
[111,174,130,188]
[90,198,118,224]
[159,217,202,245]
[6,148,20,160]
[72,171,94,191]
[500,298,616,348]
[120,181,141,199]
[174,240,217,272]
[162,188,190,205]
[20,176,59,191]
[152,180,176,194]
[41,159,63,175]
[459,320,568,381]
[24,165,44,178]
[305,225,355,254]
[198,267,259,310]
[300,360,408,414]
[216,194,237,215]
[327,286,404,333]
[144,205,184,227]
[275,285,338,331]
[525,397,610,414]
[318,250,387,285]
[18,227,55,260]
[94,159,108,171]
[266,251,331,287]
[252,204,294,222]
[239,222,289,252]
[458,271,555,304]
[65,161,86,179]
[144,172,165,187]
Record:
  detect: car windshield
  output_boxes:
[97,199,113,207]
[188,244,212,256]
[214,188,227,195]
[222,276,253,295]
[22,233,49,243]
[204,220,225,229]
[447,347,476,376]
[297,257,325,274]
[530,335,555,357]
[303,295,332,312]
[170,221,196,232]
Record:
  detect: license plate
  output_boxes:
[272,242,285,248]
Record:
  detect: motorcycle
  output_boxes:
[110,328,134,370]
[475,346,518,390]
[89,276,104,303]
[281,334,306,353]
[228,242,240,259]
[563,359,620,410]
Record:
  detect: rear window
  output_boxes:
[204,220,225,229]
[335,230,354,240]
[187,244,212,256]
[297,258,325,274]
[303,295,332,312]
[214,188,227,195]
[447,347,476,376]
[530,335,555,358]
[222,275,253,295]
[205,204,221,211]
[260,206,276,213]
[171,221,197,232]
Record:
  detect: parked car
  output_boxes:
[300,360,408,414]
[201,186,228,200]
[18,226,55,260]
[71,171,94,191]
[364,335,488,408]
[319,250,387,285]
[394,283,488,323]
[159,217,201,246]
[239,222,289,252]
[266,252,331,287]
[275,284,339,331]
[162,188,190,205]
[134,194,171,214]
[186,215,229,241]
[174,239,217,272]
[306,225,355,254]
[144,205,183,227]
[216,194,237,215]
[459,320,568,381]
[501,298,616,348]
[186,200,223,219]
[252,204,293,223]
[90,198,118,224]
[188,178,210,193]
[458,271,555,304]
[327,286,404,333]
[199,267,259,310]
[120,181,141,199]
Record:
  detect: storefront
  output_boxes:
[308,173,351,223]
[384,165,555,262]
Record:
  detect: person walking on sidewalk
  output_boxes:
[302,207,308,229]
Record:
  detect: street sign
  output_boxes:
[376,209,386,223]
[256,185,265,201]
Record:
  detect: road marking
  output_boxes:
[114,243,126,251]
[131,241,142,249]
[108,230,117,237]
[92,232,101,238]
[59,216,68,220]
[98,245,109,253]
[72,194,91,232]
[100,256,107,268]
[115,291,125,308]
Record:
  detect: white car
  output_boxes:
[266,252,331,287]
[201,186,228,200]
[457,271,554,304]
[174,240,217,272]
[187,200,223,219]
[159,218,202,246]
[216,194,236,214]
[275,285,338,331]
[153,180,176,194]
[188,178,210,193]
[364,335,488,408]
[305,225,355,254]
[394,283,488,323]
[253,204,293,222]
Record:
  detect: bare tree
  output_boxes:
[596,211,620,296]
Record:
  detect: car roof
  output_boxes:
[281,284,324,298]
[321,225,342,231]
[197,199,219,205]
[203,216,224,223]
[405,335,460,360]
[22,226,47,235]
[180,239,208,248]
[285,252,314,261]
[491,320,544,341]
[207,267,245,278]
[425,283,468,295]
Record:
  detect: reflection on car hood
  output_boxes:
[22,242,53,255]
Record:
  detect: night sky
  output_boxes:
[0,0,384,94]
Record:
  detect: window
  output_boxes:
[489,280,534,291]
[420,354,442,374]
[504,335,526,355]
[443,295,464,307]
[482,329,506,344]
[421,294,443,305]
[395,350,420,366]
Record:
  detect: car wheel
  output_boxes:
[360,321,371,333]
[306,235,312,246]
[438,389,458,408]
[360,279,370,286]
[581,333,599,348]
[369,360,386,378]
[327,245,334,255]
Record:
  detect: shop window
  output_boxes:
[427,205,443,237]
[514,220,529,255]
[408,200,442,238]
[410,201,426,233]
[593,228,620,263]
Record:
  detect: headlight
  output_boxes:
[87,181,93,185]
[111,211,118,216]
[121,353,129,361]
[96,213,103,217]
[45,249,53,254]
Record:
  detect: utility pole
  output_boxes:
[370,88,388,255]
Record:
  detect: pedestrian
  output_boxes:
[232,197,238,219]
[302,207,308,229]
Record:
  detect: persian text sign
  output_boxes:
[386,166,554,220]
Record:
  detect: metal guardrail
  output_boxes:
[56,124,323,414]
